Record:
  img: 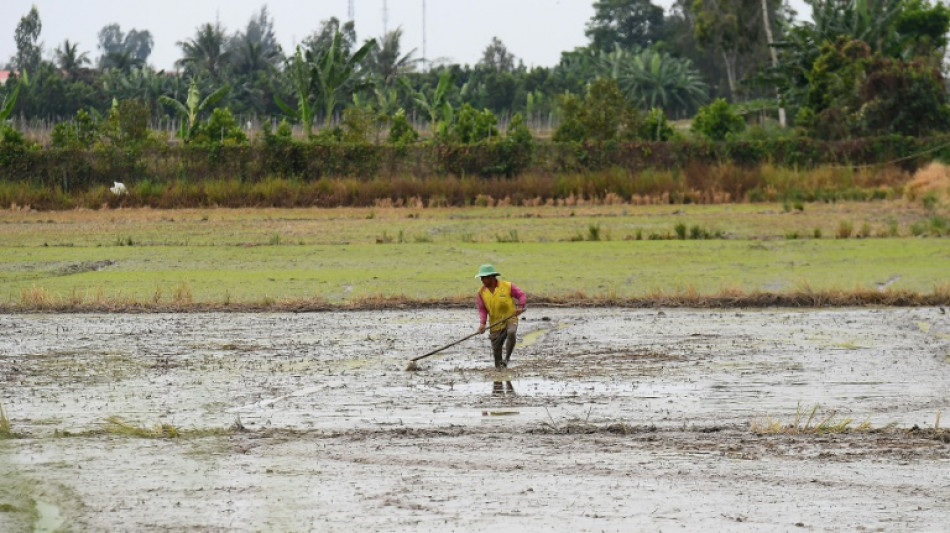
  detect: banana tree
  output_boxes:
[0,82,22,122]
[399,70,455,137]
[159,79,230,141]
[274,46,316,137]
[312,30,376,127]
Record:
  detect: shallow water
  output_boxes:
[1,308,948,532]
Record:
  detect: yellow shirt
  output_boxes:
[479,280,518,332]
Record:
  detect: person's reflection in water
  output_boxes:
[492,381,516,397]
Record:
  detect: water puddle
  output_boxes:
[517,321,571,348]
[34,501,64,533]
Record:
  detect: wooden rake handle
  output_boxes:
[409,313,517,362]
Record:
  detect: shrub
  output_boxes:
[388,109,419,145]
[193,108,248,146]
[692,98,745,141]
[452,104,499,144]
[638,108,676,141]
[552,79,639,142]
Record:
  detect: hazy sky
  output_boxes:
[3,0,811,71]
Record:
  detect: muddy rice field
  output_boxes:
[1,307,949,532]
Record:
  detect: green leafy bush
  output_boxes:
[692,98,745,141]
[193,108,248,146]
[452,104,500,144]
[387,109,418,145]
[553,79,640,142]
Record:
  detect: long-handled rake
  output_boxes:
[405,313,515,371]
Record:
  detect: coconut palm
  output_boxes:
[54,39,91,78]
[102,66,167,110]
[365,27,417,88]
[177,22,232,80]
[228,6,283,77]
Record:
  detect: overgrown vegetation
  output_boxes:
[0,403,14,439]
[5,0,950,202]
[6,284,950,313]
[101,416,233,439]
[750,404,873,435]
[3,153,949,210]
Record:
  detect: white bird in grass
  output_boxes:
[110,181,128,196]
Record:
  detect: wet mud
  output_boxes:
[1,308,949,532]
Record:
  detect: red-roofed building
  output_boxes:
[0,70,12,86]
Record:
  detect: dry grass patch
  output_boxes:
[101,416,235,439]
[4,286,949,313]
[906,162,950,203]
[750,404,872,435]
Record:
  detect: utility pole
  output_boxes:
[761,0,786,127]
[422,0,427,71]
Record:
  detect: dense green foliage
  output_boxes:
[1,0,950,205]
[692,98,746,141]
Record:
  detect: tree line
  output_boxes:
[2,0,950,145]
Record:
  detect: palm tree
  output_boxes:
[177,22,231,80]
[365,28,417,87]
[102,66,166,110]
[598,46,708,117]
[229,6,283,77]
[100,49,146,73]
[54,39,90,78]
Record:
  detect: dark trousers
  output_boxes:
[489,320,518,367]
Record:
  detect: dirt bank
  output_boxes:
[1,308,948,532]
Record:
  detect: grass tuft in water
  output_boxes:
[0,402,13,439]
[750,403,872,435]
[101,416,235,439]
[103,416,181,439]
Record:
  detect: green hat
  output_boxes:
[475,263,500,278]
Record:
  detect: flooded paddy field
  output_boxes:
[1,308,949,532]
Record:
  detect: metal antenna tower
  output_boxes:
[383,0,389,34]
[347,0,355,21]
[422,0,427,70]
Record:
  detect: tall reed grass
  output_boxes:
[1,162,938,211]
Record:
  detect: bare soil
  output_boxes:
[1,307,949,532]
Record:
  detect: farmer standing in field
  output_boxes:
[476,264,526,369]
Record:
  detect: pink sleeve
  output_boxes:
[476,292,488,324]
[509,283,527,307]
